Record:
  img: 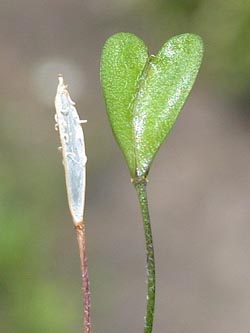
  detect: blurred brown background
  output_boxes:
[0,1,249,332]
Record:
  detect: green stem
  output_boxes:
[134,179,156,333]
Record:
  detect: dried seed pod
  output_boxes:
[55,75,87,224]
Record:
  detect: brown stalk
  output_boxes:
[75,222,91,333]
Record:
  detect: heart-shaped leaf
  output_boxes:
[101,33,204,179]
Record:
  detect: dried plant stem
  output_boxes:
[75,222,91,333]
[134,179,156,333]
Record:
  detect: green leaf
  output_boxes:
[101,32,204,179]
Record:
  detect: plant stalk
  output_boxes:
[134,179,156,333]
[75,222,91,333]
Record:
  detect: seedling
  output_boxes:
[101,32,204,332]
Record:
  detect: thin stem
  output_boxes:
[134,179,156,333]
[75,222,91,333]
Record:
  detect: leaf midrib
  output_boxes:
[129,54,153,177]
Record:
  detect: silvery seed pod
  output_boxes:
[54,75,87,224]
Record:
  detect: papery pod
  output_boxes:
[55,75,87,224]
